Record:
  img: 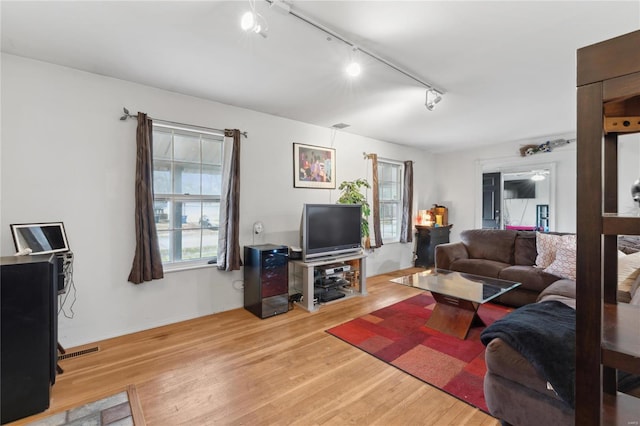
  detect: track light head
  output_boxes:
[240,4,267,38]
[345,46,361,77]
[241,11,256,31]
[425,89,442,111]
[346,61,361,77]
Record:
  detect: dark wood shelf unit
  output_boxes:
[602,303,640,375]
[602,215,640,235]
[576,29,640,425]
[603,392,640,426]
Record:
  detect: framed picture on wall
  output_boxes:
[293,143,336,189]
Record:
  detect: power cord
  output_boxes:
[58,255,77,319]
[288,292,303,310]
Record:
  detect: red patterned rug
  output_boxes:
[326,292,512,413]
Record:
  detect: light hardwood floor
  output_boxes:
[13,268,499,425]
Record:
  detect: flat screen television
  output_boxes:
[301,204,362,261]
[10,222,70,255]
[504,179,536,199]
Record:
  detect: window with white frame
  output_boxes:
[378,160,404,242]
[152,124,224,266]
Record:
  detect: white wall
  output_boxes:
[435,132,640,243]
[1,54,435,347]
[619,134,640,215]
[434,135,578,241]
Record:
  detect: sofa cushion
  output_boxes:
[498,265,562,293]
[543,237,577,280]
[484,373,574,426]
[495,288,540,307]
[514,231,537,265]
[460,229,517,264]
[537,279,576,300]
[537,279,576,309]
[618,235,640,255]
[484,338,556,400]
[449,258,510,278]
[434,241,469,270]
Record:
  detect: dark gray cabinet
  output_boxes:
[414,225,452,268]
[1,255,58,424]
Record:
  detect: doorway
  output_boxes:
[502,170,551,230]
[482,172,501,229]
[478,162,555,231]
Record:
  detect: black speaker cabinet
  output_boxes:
[1,254,58,424]
[244,244,289,319]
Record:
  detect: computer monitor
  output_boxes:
[10,222,70,255]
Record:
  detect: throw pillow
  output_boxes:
[535,232,560,268]
[618,251,640,302]
[544,237,577,280]
[535,233,576,269]
[618,270,640,303]
[631,285,640,306]
[618,251,640,283]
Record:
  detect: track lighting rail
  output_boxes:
[265,0,445,95]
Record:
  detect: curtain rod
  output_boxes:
[118,108,247,138]
[364,152,409,164]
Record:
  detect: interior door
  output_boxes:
[482,172,501,229]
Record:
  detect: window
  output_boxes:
[152,124,224,266]
[378,160,404,242]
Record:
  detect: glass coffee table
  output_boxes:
[391,269,521,339]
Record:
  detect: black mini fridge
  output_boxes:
[244,245,289,319]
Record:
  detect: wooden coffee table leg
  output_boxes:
[426,292,485,339]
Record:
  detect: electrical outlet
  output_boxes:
[253,221,264,234]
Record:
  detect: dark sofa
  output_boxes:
[483,279,640,426]
[482,279,576,425]
[435,229,567,306]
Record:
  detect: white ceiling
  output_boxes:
[2,1,639,152]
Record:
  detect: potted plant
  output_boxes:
[337,178,371,247]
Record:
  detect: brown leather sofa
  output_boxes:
[435,229,567,306]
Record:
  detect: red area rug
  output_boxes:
[326,292,512,413]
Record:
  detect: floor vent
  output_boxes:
[59,346,100,360]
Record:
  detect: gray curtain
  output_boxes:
[400,160,414,243]
[128,113,164,284]
[217,129,242,271]
[369,153,383,248]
